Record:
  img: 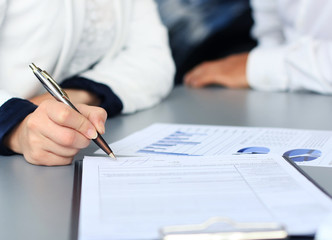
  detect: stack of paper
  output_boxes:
[82,123,332,240]
[100,123,332,167]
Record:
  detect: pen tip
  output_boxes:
[109,152,117,160]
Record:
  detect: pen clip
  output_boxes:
[29,63,70,101]
[41,70,70,100]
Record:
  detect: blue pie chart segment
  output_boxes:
[283,149,322,162]
[237,147,270,154]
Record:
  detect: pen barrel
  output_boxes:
[61,97,80,113]
[93,134,112,155]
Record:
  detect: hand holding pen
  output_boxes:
[4,64,115,166]
[29,63,116,158]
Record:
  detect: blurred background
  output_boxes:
[155,0,257,84]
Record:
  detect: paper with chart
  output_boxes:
[79,155,332,240]
[101,123,332,167]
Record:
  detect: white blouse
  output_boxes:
[0,0,175,113]
[247,0,332,94]
[66,0,116,76]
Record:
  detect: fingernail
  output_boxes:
[87,129,98,139]
[98,121,105,134]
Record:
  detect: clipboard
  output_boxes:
[70,157,327,240]
[160,216,288,240]
[70,160,83,240]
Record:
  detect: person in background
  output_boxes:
[156,0,256,85]
[184,0,332,94]
[0,0,175,166]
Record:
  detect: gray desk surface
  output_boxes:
[1,86,332,240]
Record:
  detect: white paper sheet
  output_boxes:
[98,123,332,167]
[79,155,332,240]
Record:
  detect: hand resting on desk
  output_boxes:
[4,100,107,166]
[184,52,249,89]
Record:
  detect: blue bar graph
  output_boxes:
[137,130,206,156]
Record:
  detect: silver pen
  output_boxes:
[29,63,116,159]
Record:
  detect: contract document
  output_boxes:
[79,154,332,240]
[100,123,332,167]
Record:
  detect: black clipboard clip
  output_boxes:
[160,217,288,240]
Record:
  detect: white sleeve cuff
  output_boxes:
[247,46,288,91]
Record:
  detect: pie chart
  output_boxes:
[237,146,270,154]
[283,149,322,162]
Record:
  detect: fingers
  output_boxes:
[184,54,249,89]
[184,66,202,85]
[25,147,75,166]
[20,121,79,166]
[43,101,99,140]
[76,104,107,134]
[18,100,108,166]
[38,101,107,149]
[184,64,218,88]
[184,65,202,86]
[39,119,91,149]
[184,62,216,88]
